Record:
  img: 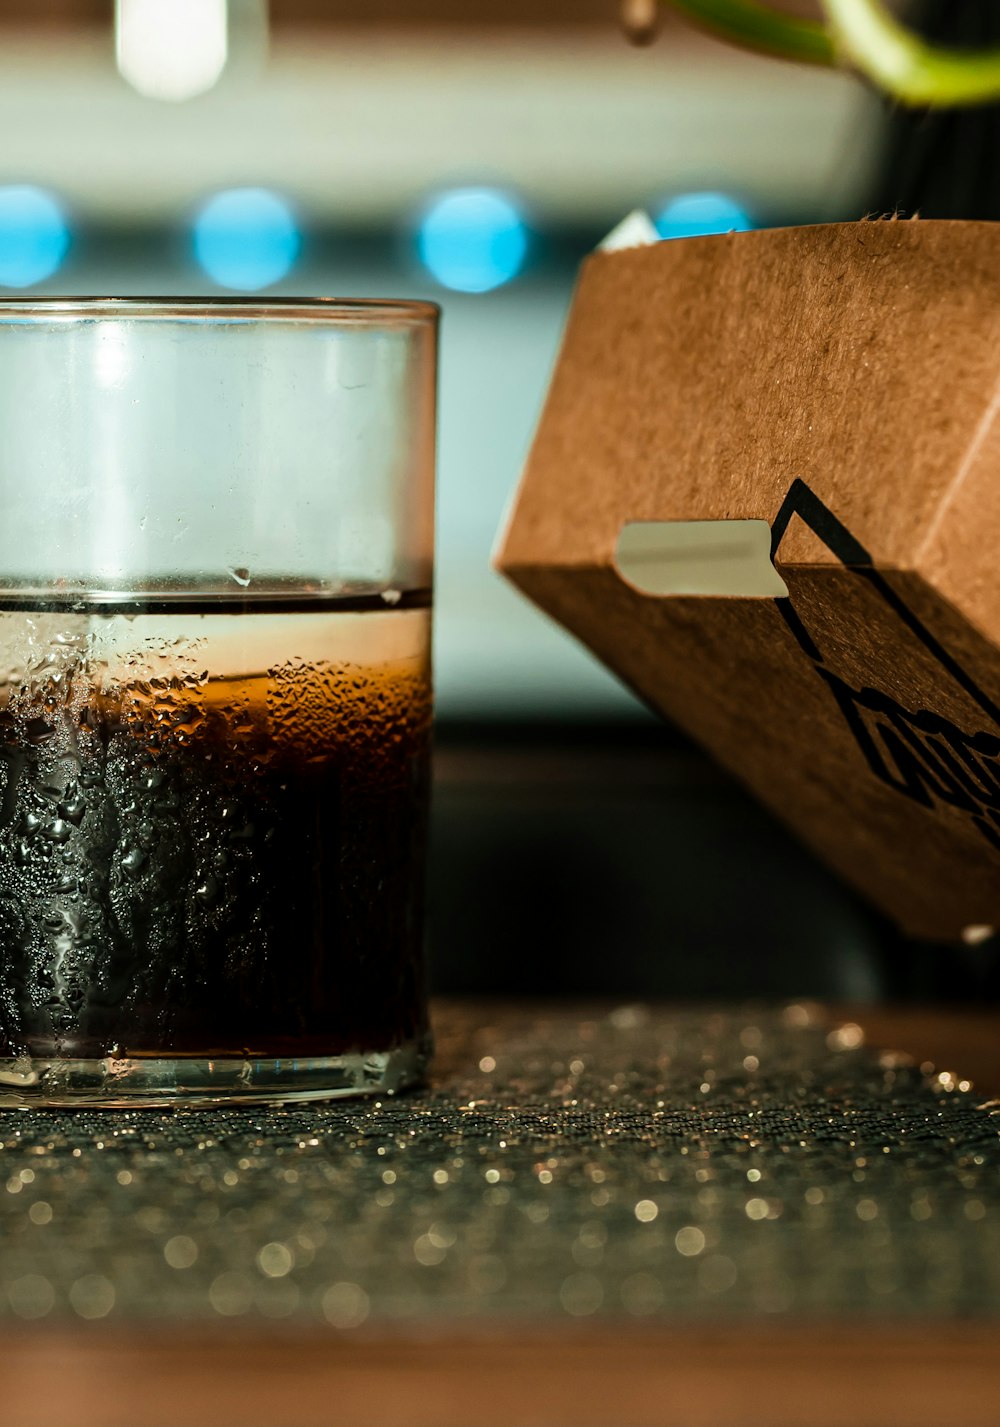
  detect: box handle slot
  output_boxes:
[616,520,788,598]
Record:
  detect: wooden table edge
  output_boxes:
[2,1318,997,1427]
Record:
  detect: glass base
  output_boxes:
[0,1036,431,1108]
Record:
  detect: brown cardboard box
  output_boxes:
[496,220,1000,941]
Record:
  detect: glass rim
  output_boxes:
[0,295,439,326]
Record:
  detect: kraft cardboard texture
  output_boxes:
[497,221,1000,940]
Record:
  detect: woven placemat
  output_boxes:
[0,1003,996,1326]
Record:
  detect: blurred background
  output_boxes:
[0,0,993,1003]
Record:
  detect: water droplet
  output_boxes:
[58,793,86,825]
[25,719,54,746]
[121,848,146,875]
[227,567,251,588]
[195,874,218,903]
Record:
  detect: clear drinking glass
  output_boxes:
[0,297,437,1106]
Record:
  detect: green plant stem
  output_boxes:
[665,0,1000,109]
[822,0,1000,107]
[666,0,835,66]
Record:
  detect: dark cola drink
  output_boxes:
[0,593,432,1101]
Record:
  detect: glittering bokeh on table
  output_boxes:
[0,1004,996,1326]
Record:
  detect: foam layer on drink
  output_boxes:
[0,601,432,1059]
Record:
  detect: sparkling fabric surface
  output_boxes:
[0,1003,997,1327]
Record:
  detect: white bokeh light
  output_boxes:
[116,0,228,102]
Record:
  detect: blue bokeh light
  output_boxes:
[0,186,70,288]
[655,192,753,241]
[193,188,301,291]
[417,188,528,294]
